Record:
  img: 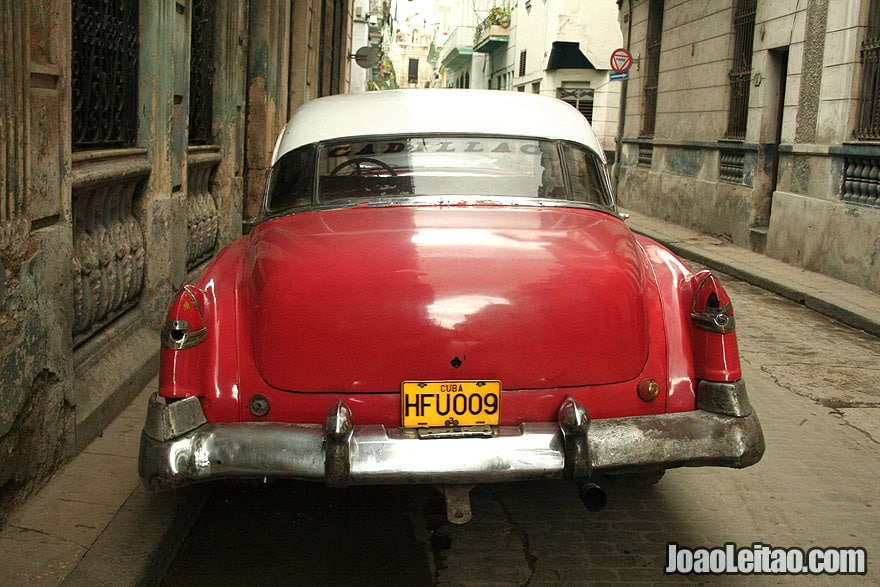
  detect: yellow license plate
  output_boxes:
[401,380,501,428]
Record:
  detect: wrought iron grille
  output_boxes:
[72,0,139,150]
[726,0,757,140]
[641,0,664,137]
[519,50,527,77]
[856,0,880,140]
[189,0,216,145]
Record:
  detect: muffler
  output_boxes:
[578,481,607,512]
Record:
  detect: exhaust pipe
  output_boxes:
[578,481,607,512]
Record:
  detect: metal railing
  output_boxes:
[189,0,216,146]
[641,0,664,137]
[856,0,880,140]
[725,0,757,140]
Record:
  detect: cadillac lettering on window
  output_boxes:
[139,90,764,525]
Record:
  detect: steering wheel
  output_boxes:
[330,157,397,177]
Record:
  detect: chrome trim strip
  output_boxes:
[261,195,619,224]
[139,390,764,491]
[690,308,737,334]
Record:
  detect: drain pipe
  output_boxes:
[612,0,634,195]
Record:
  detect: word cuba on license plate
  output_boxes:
[401,380,501,428]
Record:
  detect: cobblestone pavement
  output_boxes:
[164,272,879,586]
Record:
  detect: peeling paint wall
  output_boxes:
[0,0,74,521]
[245,0,354,219]
[0,0,354,523]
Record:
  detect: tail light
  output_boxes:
[159,285,210,400]
[161,285,208,350]
[689,271,740,381]
[690,272,735,334]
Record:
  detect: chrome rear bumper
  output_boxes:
[139,381,764,491]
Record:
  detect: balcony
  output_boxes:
[473,8,510,54]
[440,26,475,72]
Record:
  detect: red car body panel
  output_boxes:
[248,206,649,392]
[159,203,743,427]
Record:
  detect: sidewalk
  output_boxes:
[0,379,207,586]
[1,210,878,585]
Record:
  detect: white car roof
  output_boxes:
[272,89,604,165]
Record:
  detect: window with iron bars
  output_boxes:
[725,0,757,140]
[189,0,216,145]
[519,50,527,77]
[856,0,880,140]
[71,0,139,150]
[641,0,664,137]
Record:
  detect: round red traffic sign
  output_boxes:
[610,48,633,73]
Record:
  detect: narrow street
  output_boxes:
[5,3,880,586]
[163,270,880,585]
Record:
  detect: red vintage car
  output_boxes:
[139,90,764,523]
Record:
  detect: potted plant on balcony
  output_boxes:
[487,7,511,28]
[475,6,512,47]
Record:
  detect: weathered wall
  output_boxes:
[0,0,75,521]
[245,0,291,220]
[0,0,249,522]
[616,0,880,293]
[0,0,353,523]
[768,190,880,292]
[617,141,757,246]
[761,1,880,291]
[246,0,353,218]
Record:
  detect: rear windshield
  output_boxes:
[265,136,613,214]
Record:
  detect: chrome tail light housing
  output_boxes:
[690,271,736,334]
[161,285,208,350]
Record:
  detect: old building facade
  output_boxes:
[438,0,623,161]
[0,0,352,520]
[615,0,880,293]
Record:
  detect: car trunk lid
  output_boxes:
[245,205,650,392]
